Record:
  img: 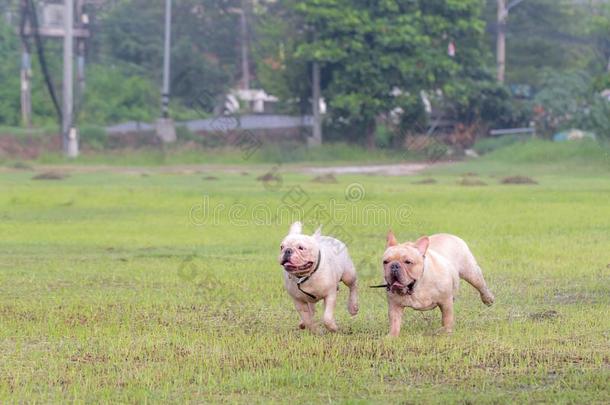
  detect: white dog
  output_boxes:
[278,222,359,332]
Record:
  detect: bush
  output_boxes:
[79,125,108,150]
[444,78,532,130]
[533,70,610,139]
[79,65,158,125]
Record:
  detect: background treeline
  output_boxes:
[0,0,608,142]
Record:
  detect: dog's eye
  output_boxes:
[298,245,305,251]
[280,245,284,250]
[383,260,389,265]
[404,260,413,265]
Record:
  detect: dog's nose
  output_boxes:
[284,248,293,256]
[390,262,401,273]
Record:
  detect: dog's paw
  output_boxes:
[433,327,453,335]
[348,301,359,316]
[323,320,338,333]
[481,291,495,306]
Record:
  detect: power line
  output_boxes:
[27,0,63,123]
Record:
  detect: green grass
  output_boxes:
[0,141,609,403]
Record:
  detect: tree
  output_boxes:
[483,0,601,86]
[94,0,242,114]
[281,0,489,148]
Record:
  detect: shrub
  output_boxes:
[79,125,108,150]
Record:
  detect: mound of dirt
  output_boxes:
[412,178,437,185]
[501,176,538,185]
[459,178,487,186]
[311,173,338,184]
[257,172,281,182]
[32,172,68,181]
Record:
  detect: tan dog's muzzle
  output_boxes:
[386,261,416,295]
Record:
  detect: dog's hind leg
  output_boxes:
[459,262,495,306]
[341,264,359,316]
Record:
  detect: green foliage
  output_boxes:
[483,0,599,87]
[586,1,610,73]
[0,20,21,126]
[79,125,108,150]
[256,0,489,144]
[79,65,158,124]
[444,77,531,129]
[593,72,610,92]
[97,0,239,115]
[534,70,610,139]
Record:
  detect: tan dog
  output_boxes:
[382,232,494,336]
[279,222,358,332]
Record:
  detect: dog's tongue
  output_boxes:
[392,281,404,289]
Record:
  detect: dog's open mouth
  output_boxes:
[390,280,417,295]
[282,260,314,273]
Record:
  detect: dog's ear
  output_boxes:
[289,221,303,235]
[387,230,398,247]
[414,236,430,256]
[313,225,322,238]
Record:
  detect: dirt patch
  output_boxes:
[32,172,68,181]
[529,310,559,321]
[203,176,219,181]
[311,173,338,184]
[412,178,437,185]
[501,176,538,185]
[459,178,487,186]
[241,172,250,176]
[257,172,281,182]
[304,162,444,176]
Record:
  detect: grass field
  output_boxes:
[1,141,609,403]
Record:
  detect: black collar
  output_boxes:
[294,250,322,300]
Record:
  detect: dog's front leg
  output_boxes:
[294,299,315,331]
[439,299,454,333]
[322,292,338,332]
[388,301,404,337]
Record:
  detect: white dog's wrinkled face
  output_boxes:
[279,222,320,276]
[383,231,429,296]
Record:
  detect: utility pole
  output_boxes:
[20,47,32,127]
[19,0,32,127]
[240,0,250,90]
[496,0,526,84]
[309,62,322,147]
[156,0,176,143]
[76,0,86,96]
[496,0,506,84]
[63,0,78,157]
[161,0,172,118]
